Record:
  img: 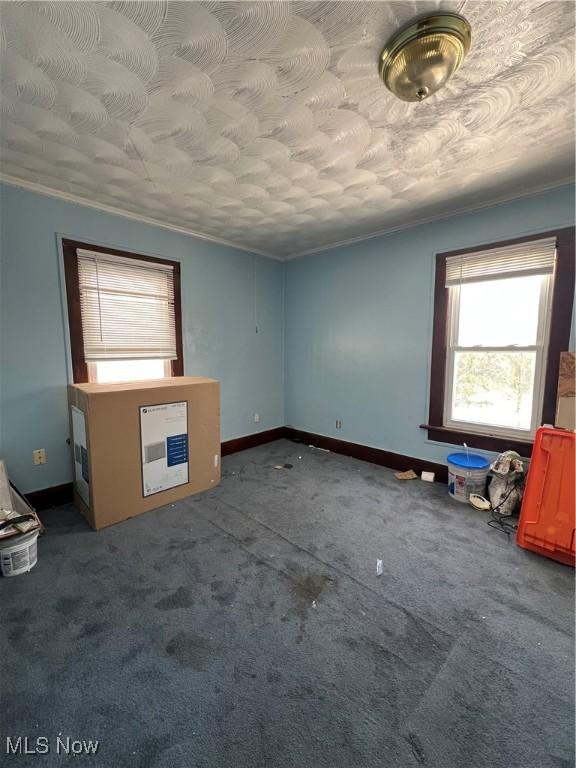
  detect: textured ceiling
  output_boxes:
[0,1,574,259]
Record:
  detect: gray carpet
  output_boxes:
[1,440,574,768]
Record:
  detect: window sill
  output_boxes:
[419,424,533,456]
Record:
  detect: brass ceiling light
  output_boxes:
[380,13,471,102]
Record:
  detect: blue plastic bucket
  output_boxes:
[447,452,490,503]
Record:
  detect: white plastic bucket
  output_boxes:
[447,452,490,504]
[0,530,39,577]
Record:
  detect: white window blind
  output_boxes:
[445,237,557,286]
[77,249,177,361]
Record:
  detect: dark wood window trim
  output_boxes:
[62,239,184,384]
[423,227,575,455]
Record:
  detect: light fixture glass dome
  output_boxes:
[380,13,471,102]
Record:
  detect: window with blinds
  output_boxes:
[63,240,183,383]
[445,237,557,286]
[443,236,557,438]
[77,249,177,362]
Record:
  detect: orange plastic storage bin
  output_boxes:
[517,427,575,566]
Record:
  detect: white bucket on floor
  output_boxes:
[447,452,490,503]
[0,530,39,577]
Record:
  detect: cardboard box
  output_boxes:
[68,377,220,529]
[555,352,576,431]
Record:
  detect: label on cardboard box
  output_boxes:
[140,401,189,497]
[71,405,90,506]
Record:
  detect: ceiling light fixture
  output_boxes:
[380,13,471,102]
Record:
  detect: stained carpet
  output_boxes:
[1,440,573,767]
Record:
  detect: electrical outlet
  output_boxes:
[336,419,342,429]
[254,413,260,424]
[33,449,47,466]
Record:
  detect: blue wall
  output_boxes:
[0,183,285,492]
[285,184,575,467]
[1,182,574,493]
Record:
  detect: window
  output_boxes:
[425,228,575,453]
[63,240,183,383]
[445,238,556,438]
[88,359,172,384]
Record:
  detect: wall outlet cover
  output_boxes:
[32,449,47,466]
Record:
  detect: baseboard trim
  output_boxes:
[221,427,287,456]
[26,425,447,510]
[26,482,74,511]
[284,427,448,483]
[26,429,287,511]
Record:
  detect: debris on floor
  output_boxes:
[309,445,330,453]
[0,461,42,539]
[376,559,383,576]
[0,460,42,576]
[421,471,435,482]
[273,463,293,470]
[395,469,417,480]
[489,450,525,515]
[0,509,38,537]
[469,494,491,511]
